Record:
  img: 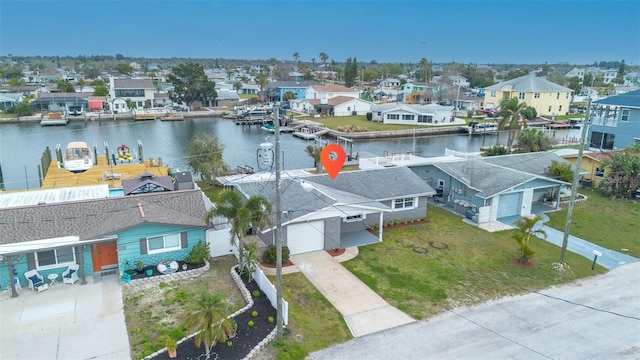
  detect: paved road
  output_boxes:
[311,261,640,360]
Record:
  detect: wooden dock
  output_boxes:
[40,113,69,126]
[40,155,169,189]
[134,113,157,121]
[292,127,329,140]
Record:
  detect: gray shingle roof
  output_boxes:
[0,190,207,245]
[485,74,572,93]
[113,79,154,89]
[593,89,640,109]
[479,152,575,177]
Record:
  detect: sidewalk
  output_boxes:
[542,226,638,269]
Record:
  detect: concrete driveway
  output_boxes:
[291,251,415,337]
[0,276,130,360]
[310,261,640,360]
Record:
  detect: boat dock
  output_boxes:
[544,122,573,130]
[134,113,157,121]
[40,155,169,189]
[292,127,329,140]
[40,113,69,126]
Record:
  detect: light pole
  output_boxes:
[274,104,284,338]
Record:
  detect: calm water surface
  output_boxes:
[0,117,580,191]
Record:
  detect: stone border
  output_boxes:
[143,265,277,360]
[121,261,210,289]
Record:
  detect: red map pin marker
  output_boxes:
[321,144,346,180]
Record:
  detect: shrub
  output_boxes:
[251,311,258,317]
[366,112,372,121]
[262,245,290,265]
[252,290,261,297]
[227,341,233,347]
[185,239,211,265]
[248,320,254,327]
[268,316,274,323]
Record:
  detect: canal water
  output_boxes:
[0,117,581,191]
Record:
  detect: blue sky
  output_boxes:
[1,0,639,65]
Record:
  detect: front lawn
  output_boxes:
[342,205,606,320]
[545,189,640,257]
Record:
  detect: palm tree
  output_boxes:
[184,291,236,360]
[546,160,574,183]
[419,57,431,83]
[319,52,329,81]
[292,52,300,68]
[512,215,546,265]
[206,190,272,270]
[254,73,269,103]
[516,128,552,153]
[305,144,324,173]
[496,97,527,151]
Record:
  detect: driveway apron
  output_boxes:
[0,276,130,360]
[291,251,415,337]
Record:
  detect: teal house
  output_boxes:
[0,189,208,295]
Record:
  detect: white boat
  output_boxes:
[63,141,94,173]
[467,121,498,135]
[261,119,275,132]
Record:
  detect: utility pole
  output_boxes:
[560,96,591,263]
[274,104,284,337]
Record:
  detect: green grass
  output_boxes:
[268,273,352,360]
[545,189,640,257]
[342,205,606,320]
[0,113,17,118]
[294,115,448,132]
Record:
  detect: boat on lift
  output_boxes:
[63,141,94,173]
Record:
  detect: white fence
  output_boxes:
[251,267,288,325]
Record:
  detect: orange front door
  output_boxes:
[91,241,118,272]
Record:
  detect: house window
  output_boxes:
[35,247,75,269]
[347,107,351,111]
[548,106,552,112]
[377,112,382,116]
[559,105,562,112]
[595,167,605,177]
[566,93,570,99]
[147,233,181,254]
[534,93,540,98]
[393,197,416,209]
[518,92,525,99]
[621,109,629,122]
[402,114,414,120]
[387,114,399,120]
[490,90,496,97]
[418,115,433,123]
[557,93,560,99]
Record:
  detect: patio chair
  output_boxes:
[62,263,80,285]
[24,269,49,292]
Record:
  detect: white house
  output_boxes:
[306,84,359,101]
[109,78,155,111]
[291,96,372,116]
[370,103,456,125]
[381,78,401,87]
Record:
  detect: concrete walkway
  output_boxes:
[0,276,130,360]
[541,226,638,269]
[291,251,415,337]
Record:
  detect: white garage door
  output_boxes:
[498,192,522,218]
[287,221,325,255]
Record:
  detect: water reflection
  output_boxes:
[0,118,580,191]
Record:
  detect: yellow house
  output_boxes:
[561,150,622,188]
[484,74,573,116]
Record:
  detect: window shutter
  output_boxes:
[26,253,36,270]
[140,238,147,254]
[180,232,188,248]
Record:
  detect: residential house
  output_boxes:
[266,80,320,102]
[589,89,640,150]
[0,188,209,291]
[219,167,435,255]
[369,103,456,125]
[454,95,484,113]
[372,88,403,102]
[291,96,372,116]
[0,93,24,110]
[213,88,240,107]
[401,82,436,104]
[484,74,573,116]
[30,93,89,112]
[380,78,401,87]
[558,149,623,188]
[623,71,640,87]
[306,84,359,101]
[565,67,586,80]
[240,83,260,96]
[109,77,155,112]
[361,151,572,223]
